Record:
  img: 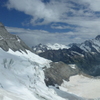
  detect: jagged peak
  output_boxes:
[95,35,100,40]
[0,22,4,27]
[38,43,43,46]
[83,40,93,45]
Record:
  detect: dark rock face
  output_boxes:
[44,62,79,86]
[39,45,85,64]
[32,43,49,54]
[0,22,31,52]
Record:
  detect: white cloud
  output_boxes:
[6,26,99,47]
[51,24,74,29]
[6,0,100,28]
[81,0,100,11]
[6,0,91,25]
[5,0,100,45]
[6,0,68,25]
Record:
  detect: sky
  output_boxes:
[1,0,100,47]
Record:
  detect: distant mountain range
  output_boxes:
[33,35,100,54]
[33,35,100,76]
[32,43,69,54]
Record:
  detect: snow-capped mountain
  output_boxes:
[68,35,100,53]
[0,22,88,100]
[32,43,69,54]
[79,35,100,53]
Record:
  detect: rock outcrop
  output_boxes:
[44,61,80,86]
[0,22,31,52]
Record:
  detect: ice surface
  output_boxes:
[61,75,100,99]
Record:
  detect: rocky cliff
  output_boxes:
[0,22,31,52]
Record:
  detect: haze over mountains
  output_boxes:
[0,22,100,100]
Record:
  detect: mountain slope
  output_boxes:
[0,22,87,100]
[0,48,65,100]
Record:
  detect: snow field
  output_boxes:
[0,48,66,100]
[61,75,100,99]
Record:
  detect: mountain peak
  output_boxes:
[0,22,4,27]
[0,22,11,37]
[95,35,100,40]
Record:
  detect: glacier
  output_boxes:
[0,48,67,100]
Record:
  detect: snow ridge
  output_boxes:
[47,43,69,50]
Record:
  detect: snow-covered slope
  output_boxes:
[0,48,68,100]
[0,48,88,100]
[32,43,69,54]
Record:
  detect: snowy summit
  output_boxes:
[32,43,69,54]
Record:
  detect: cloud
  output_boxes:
[81,0,100,11]
[6,0,67,25]
[51,24,75,29]
[5,0,100,45]
[6,0,100,28]
[5,0,91,25]
[6,26,99,47]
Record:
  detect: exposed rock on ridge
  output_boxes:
[44,61,80,86]
[0,22,31,52]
